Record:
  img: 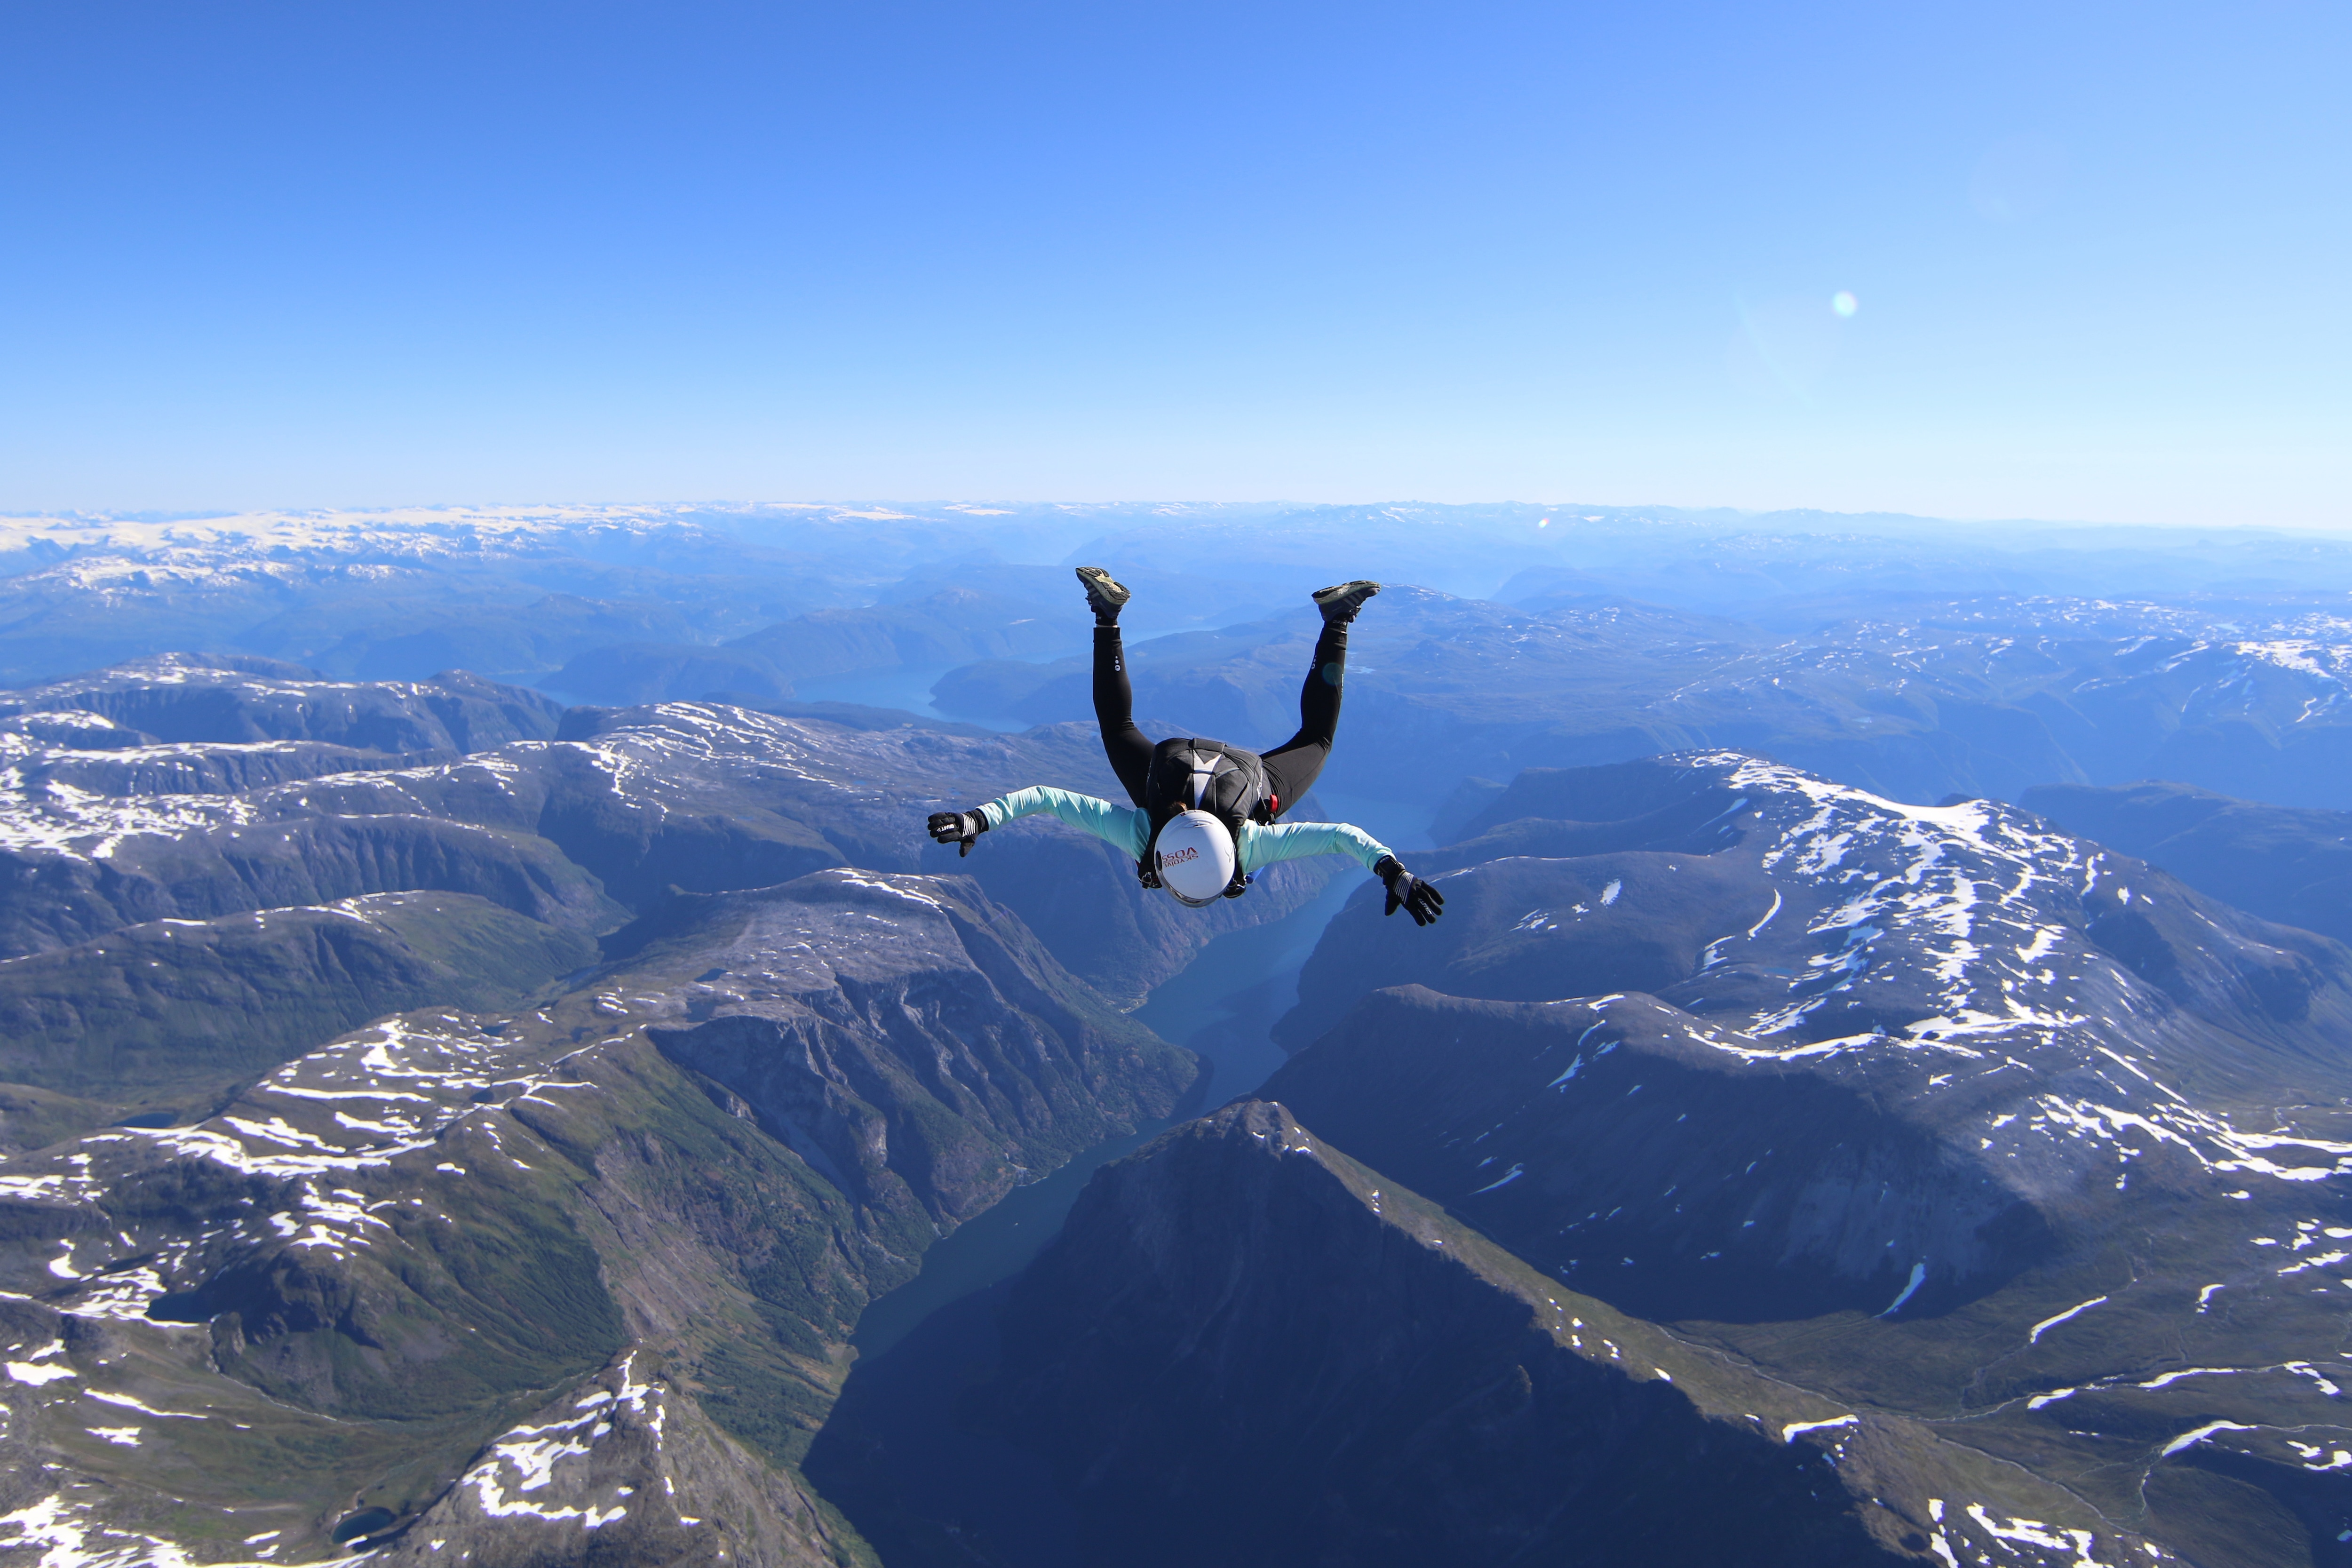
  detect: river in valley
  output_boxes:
[850,864,1367,1359]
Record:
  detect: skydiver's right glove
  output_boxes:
[927,810,989,857]
[1375,856,1445,926]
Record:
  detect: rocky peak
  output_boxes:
[1261,749,2352,1561]
[819,1096,2161,1568]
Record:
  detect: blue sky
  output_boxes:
[1,1,2344,524]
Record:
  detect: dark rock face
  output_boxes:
[1269,986,2062,1323]
[2023,779,2352,949]
[1443,756,1754,851]
[823,1101,2152,1568]
[636,872,1203,1230]
[363,1350,842,1568]
[1252,751,2352,1565]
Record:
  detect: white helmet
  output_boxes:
[1154,810,1238,907]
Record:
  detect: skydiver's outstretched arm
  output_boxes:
[1239,813,1444,925]
[929,785,1150,859]
[926,783,1443,924]
[1240,818,1393,873]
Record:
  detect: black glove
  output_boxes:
[1376,856,1445,926]
[927,810,988,857]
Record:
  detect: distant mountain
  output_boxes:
[17,507,2352,819]
[0,653,563,750]
[0,657,1334,1009]
[254,592,711,686]
[545,569,1307,707]
[548,587,1078,705]
[1067,503,2352,616]
[1835,608,2352,810]
[937,587,2352,817]
[2022,781,2352,947]
[934,588,2090,810]
[0,503,1280,685]
[540,639,801,704]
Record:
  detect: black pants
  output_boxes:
[1093,623,1346,817]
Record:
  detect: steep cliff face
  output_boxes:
[1255,752,2352,1565]
[813,1101,2161,1568]
[1270,986,2058,1322]
[617,871,1201,1231]
[0,870,1195,1565]
[2022,780,2352,949]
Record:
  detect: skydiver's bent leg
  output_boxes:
[1259,622,1347,818]
[1094,625,1153,806]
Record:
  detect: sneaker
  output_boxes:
[1076,565,1131,622]
[1312,580,1380,624]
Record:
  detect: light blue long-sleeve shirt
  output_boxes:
[977,786,1393,875]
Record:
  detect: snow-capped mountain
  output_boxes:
[0,868,1192,1564]
[1243,751,2352,1563]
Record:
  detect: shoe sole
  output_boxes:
[1076,566,1131,609]
[1313,581,1380,614]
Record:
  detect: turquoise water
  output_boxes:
[1132,870,1359,1102]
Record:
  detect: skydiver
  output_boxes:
[924,571,1445,925]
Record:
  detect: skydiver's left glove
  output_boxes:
[1375,856,1445,926]
[928,810,989,857]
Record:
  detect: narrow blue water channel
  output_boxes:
[850,871,1360,1359]
[795,663,1033,731]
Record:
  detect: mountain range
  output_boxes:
[2,506,2351,1565]
[815,752,2352,1568]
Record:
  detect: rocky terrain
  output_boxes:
[0,863,1197,1566]
[0,653,1379,1566]
[813,1100,2169,1568]
[5,521,2352,1566]
[817,751,2352,1567]
[16,505,2352,813]
[936,587,2352,815]
[2024,781,2352,948]
[0,658,1335,1032]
